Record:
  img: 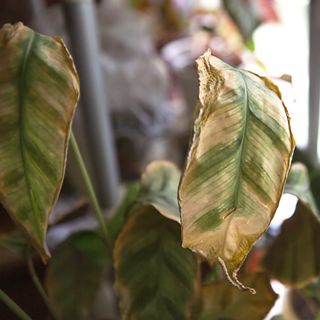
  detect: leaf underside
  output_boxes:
[0,23,79,260]
[178,50,294,292]
[114,205,197,320]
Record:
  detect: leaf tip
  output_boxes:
[218,257,256,294]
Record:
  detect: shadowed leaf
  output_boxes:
[199,273,277,320]
[0,230,30,256]
[107,182,141,245]
[178,50,294,292]
[0,23,79,260]
[45,231,110,320]
[263,201,320,288]
[114,205,197,319]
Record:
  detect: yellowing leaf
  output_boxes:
[178,50,294,292]
[114,205,197,319]
[0,23,79,260]
[199,273,277,320]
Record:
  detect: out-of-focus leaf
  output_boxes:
[223,0,261,40]
[263,201,320,288]
[45,231,109,320]
[107,160,180,245]
[178,50,294,292]
[199,273,277,320]
[139,160,180,222]
[292,148,320,210]
[0,23,79,260]
[285,162,318,213]
[107,182,141,245]
[114,205,197,319]
[0,231,30,256]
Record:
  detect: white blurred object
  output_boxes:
[253,0,309,148]
[269,193,298,235]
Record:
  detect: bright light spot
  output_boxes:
[253,0,309,148]
[265,281,288,319]
[270,193,298,234]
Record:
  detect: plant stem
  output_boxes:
[27,256,59,320]
[0,289,32,320]
[69,131,110,245]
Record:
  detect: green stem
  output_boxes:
[0,289,32,320]
[69,131,110,245]
[27,256,59,320]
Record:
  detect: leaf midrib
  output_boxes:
[18,31,42,239]
[232,71,250,212]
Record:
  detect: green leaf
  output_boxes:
[0,231,30,256]
[199,273,277,320]
[139,161,181,222]
[285,162,318,213]
[107,182,141,244]
[114,205,198,319]
[0,23,79,260]
[262,201,320,288]
[178,50,294,292]
[223,0,261,40]
[45,231,110,320]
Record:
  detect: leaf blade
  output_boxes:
[114,205,197,319]
[0,23,79,259]
[178,50,294,290]
[45,231,110,320]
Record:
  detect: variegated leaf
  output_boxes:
[0,23,79,260]
[178,50,294,292]
[114,205,197,319]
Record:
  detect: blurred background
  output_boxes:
[0,0,319,319]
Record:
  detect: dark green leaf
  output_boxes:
[223,0,261,40]
[45,231,109,320]
[107,182,141,244]
[0,231,30,256]
[114,205,197,320]
[263,201,320,288]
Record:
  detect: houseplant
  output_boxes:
[0,22,319,320]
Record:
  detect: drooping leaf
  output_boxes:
[0,23,79,260]
[45,231,110,320]
[178,50,294,292]
[199,273,277,320]
[114,205,197,319]
[139,160,181,222]
[285,162,318,213]
[263,201,320,288]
